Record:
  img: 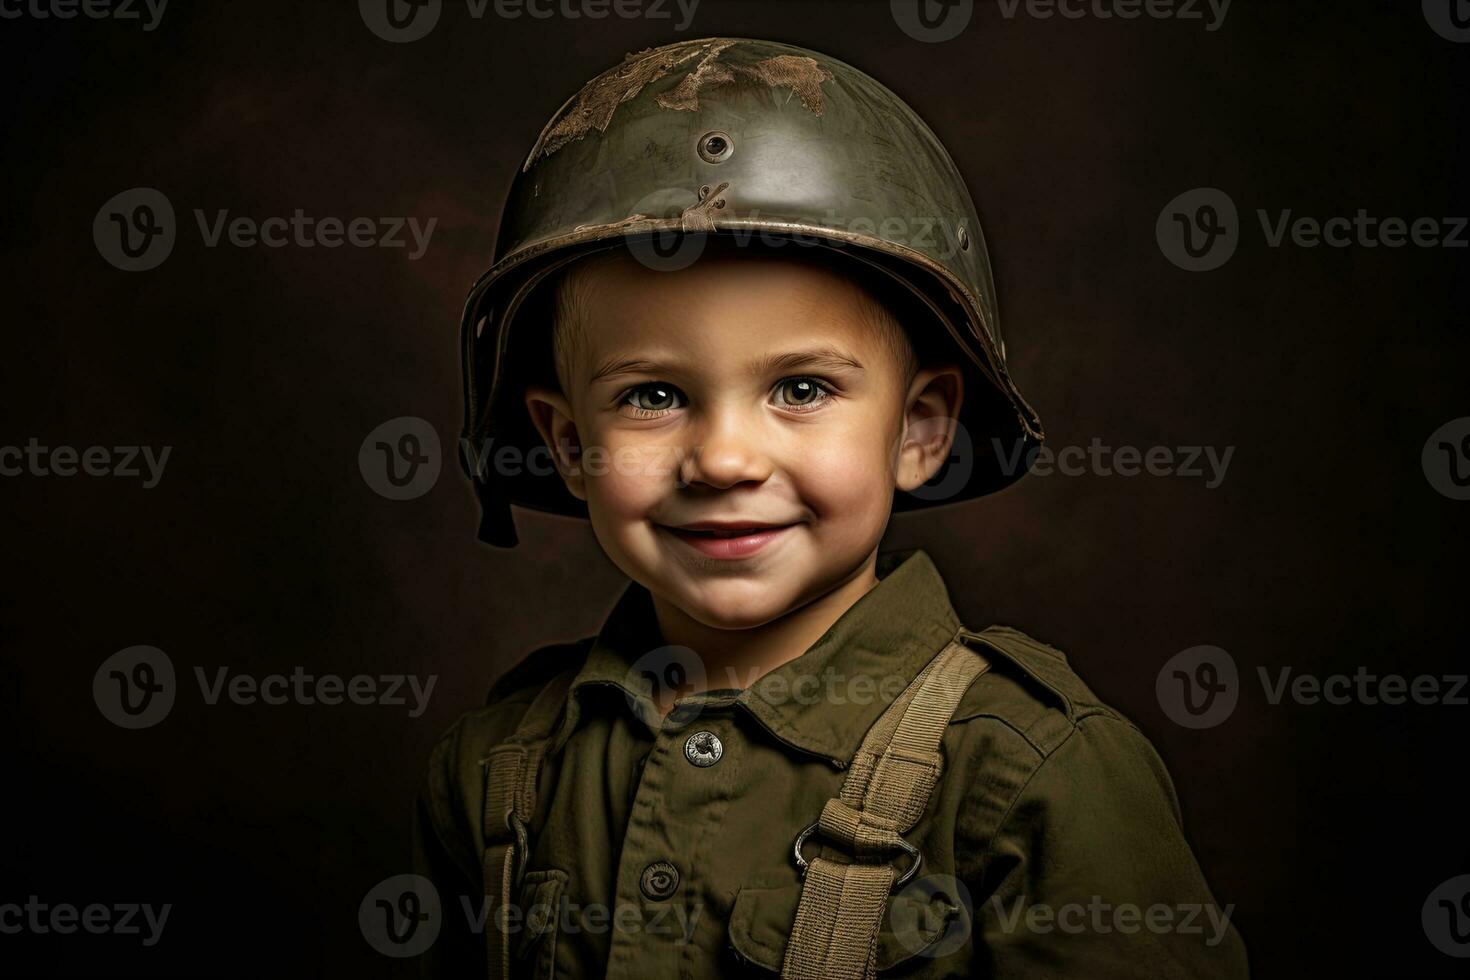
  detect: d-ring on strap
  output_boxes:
[781,637,991,980]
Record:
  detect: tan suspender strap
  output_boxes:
[480,670,577,980]
[782,637,991,980]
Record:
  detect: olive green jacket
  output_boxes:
[414,549,1248,978]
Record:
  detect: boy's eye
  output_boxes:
[772,377,832,411]
[622,383,685,415]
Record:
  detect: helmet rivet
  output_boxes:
[958,225,970,251]
[697,131,734,164]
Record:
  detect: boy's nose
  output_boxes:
[676,412,774,490]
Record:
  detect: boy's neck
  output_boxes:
[647,549,882,716]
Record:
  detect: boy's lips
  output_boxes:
[657,520,798,559]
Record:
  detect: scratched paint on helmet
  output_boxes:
[524,39,833,172]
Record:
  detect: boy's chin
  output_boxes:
[664,583,799,632]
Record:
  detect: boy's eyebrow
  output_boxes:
[589,345,866,383]
[589,357,667,383]
[759,345,867,375]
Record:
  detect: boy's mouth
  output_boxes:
[657,521,798,559]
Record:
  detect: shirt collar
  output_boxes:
[550,549,962,768]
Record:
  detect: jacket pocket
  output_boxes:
[726,879,961,973]
[513,869,568,979]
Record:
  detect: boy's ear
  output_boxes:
[523,385,587,501]
[895,364,965,493]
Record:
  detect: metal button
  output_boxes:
[640,861,679,900]
[684,730,723,767]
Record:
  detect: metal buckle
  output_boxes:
[792,821,923,891]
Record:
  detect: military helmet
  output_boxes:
[460,36,1043,546]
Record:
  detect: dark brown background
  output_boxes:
[2,1,1466,977]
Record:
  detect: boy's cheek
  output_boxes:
[795,439,896,497]
[584,466,669,524]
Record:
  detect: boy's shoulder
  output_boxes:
[951,624,1137,757]
[945,624,1185,834]
[430,624,1141,766]
[416,638,593,885]
[420,638,593,825]
[431,637,594,761]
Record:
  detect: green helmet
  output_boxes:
[459,36,1043,546]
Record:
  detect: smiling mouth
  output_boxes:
[657,522,798,558]
[671,525,791,537]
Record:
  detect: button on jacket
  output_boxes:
[415,550,1249,978]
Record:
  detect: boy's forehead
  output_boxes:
[554,243,918,395]
[573,248,871,336]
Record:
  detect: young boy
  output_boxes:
[415,37,1248,979]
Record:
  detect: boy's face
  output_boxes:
[525,249,963,631]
